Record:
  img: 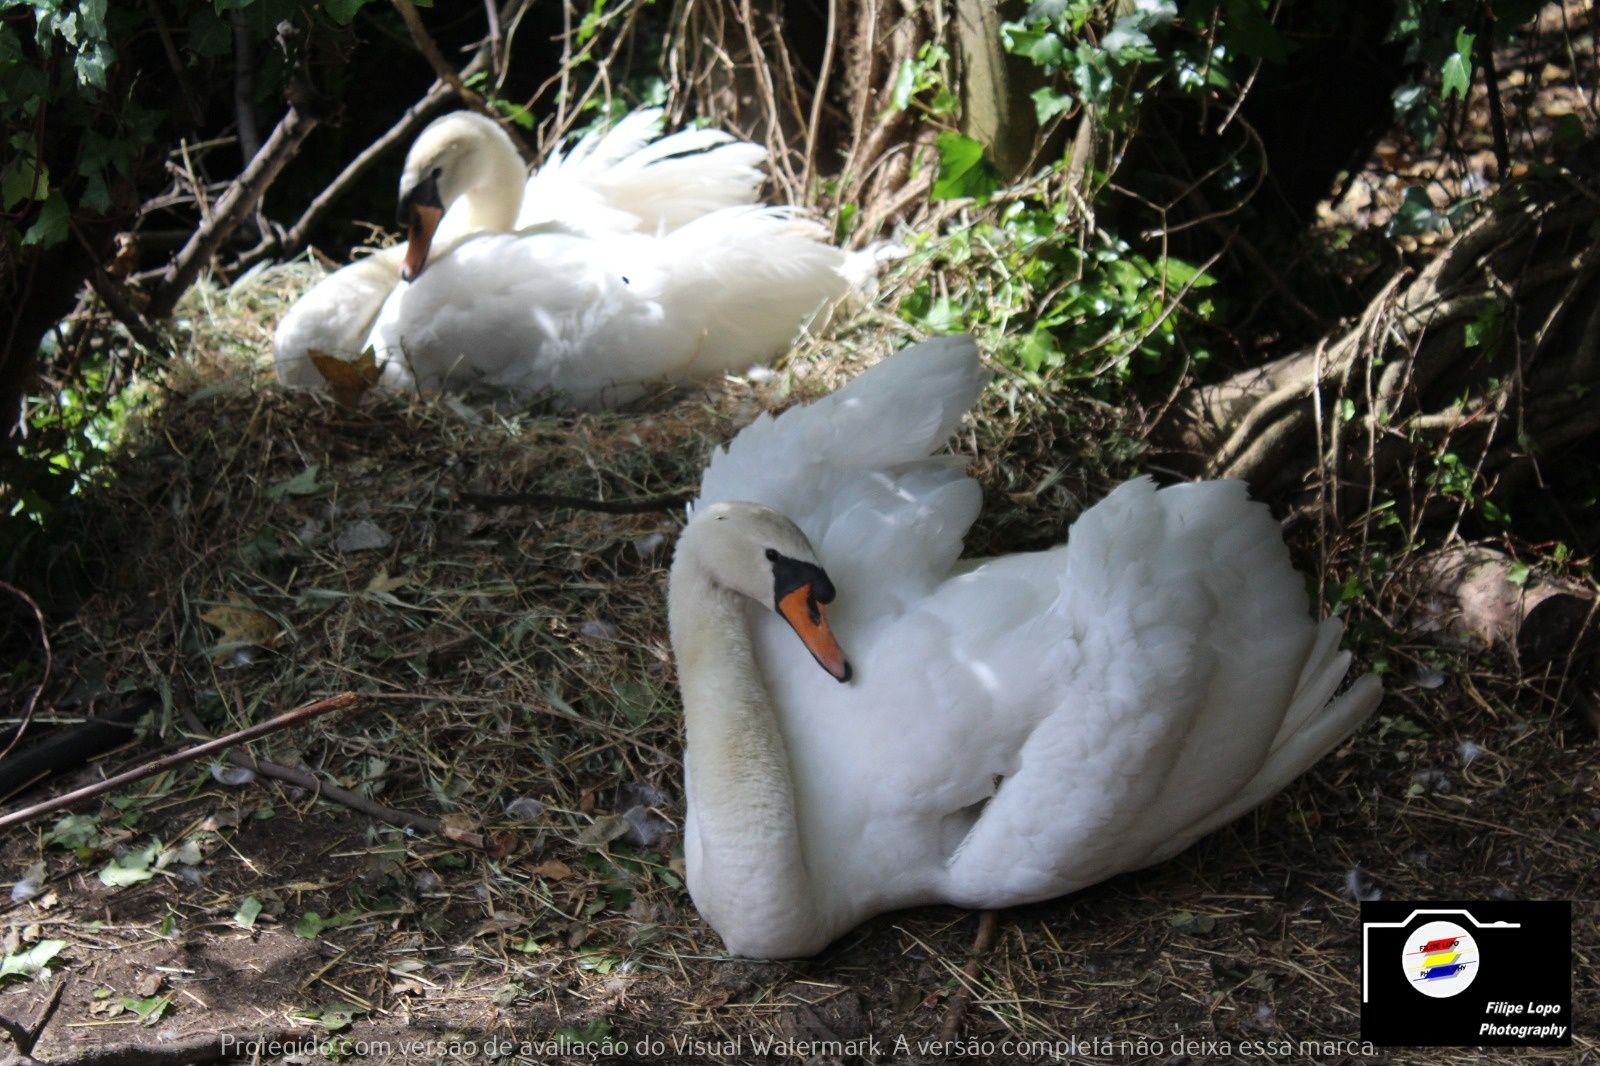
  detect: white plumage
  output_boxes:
[274,109,861,407]
[669,335,1383,957]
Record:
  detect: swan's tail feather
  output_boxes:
[558,107,668,170]
[1272,617,1357,756]
[600,142,769,232]
[1156,629,1381,860]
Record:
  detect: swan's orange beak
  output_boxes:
[401,204,443,282]
[778,585,852,683]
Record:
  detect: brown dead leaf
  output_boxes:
[200,597,282,655]
[693,987,733,1010]
[440,813,484,848]
[487,830,523,859]
[365,569,410,594]
[529,859,573,881]
[576,812,630,847]
[200,808,244,832]
[308,348,381,407]
[390,976,426,997]
[134,971,164,997]
[469,911,528,938]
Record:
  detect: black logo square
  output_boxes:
[1360,901,1572,1047]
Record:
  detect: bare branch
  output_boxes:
[147,105,320,318]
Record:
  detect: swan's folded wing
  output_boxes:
[696,335,992,610]
[929,479,1361,904]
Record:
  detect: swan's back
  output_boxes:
[693,337,1381,927]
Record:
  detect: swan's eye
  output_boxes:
[764,548,778,561]
[431,166,443,180]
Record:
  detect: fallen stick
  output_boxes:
[0,974,63,1059]
[178,706,473,845]
[459,490,691,515]
[0,693,359,833]
[939,910,999,1041]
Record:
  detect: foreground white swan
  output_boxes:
[275,110,860,408]
[668,335,1383,958]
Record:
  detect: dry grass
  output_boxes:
[0,255,1595,1065]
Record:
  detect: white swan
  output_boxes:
[274,110,861,408]
[667,335,1384,958]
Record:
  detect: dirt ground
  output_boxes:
[0,308,1595,1065]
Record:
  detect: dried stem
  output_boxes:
[0,580,50,762]
[0,692,360,832]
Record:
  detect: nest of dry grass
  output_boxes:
[0,263,1594,1064]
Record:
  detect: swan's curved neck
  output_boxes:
[669,563,827,957]
[447,138,525,241]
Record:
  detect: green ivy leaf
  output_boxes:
[0,940,66,980]
[80,172,111,214]
[98,840,161,887]
[0,154,49,210]
[1441,29,1474,99]
[22,191,70,248]
[1031,86,1074,123]
[324,0,374,26]
[266,464,330,499]
[932,132,1001,203]
[234,895,264,930]
[890,59,918,110]
[1392,82,1441,147]
[1102,16,1154,60]
[294,912,326,939]
[1159,256,1216,289]
[117,994,172,1026]
[73,42,112,89]
[1388,186,1444,237]
[1001,22,1066,69]
[915,296,967,334]
[44,813,99,851]
[1222,0,1287,64]
[188,8,234,57]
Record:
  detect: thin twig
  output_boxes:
[392,0,539,162]
[391,0,535,161]
[482,0,504,84]
[0,580,51,762]
[459,490,691,514]
[177,706,465,844]
[392,0,484,109]
[0,692,360,832]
